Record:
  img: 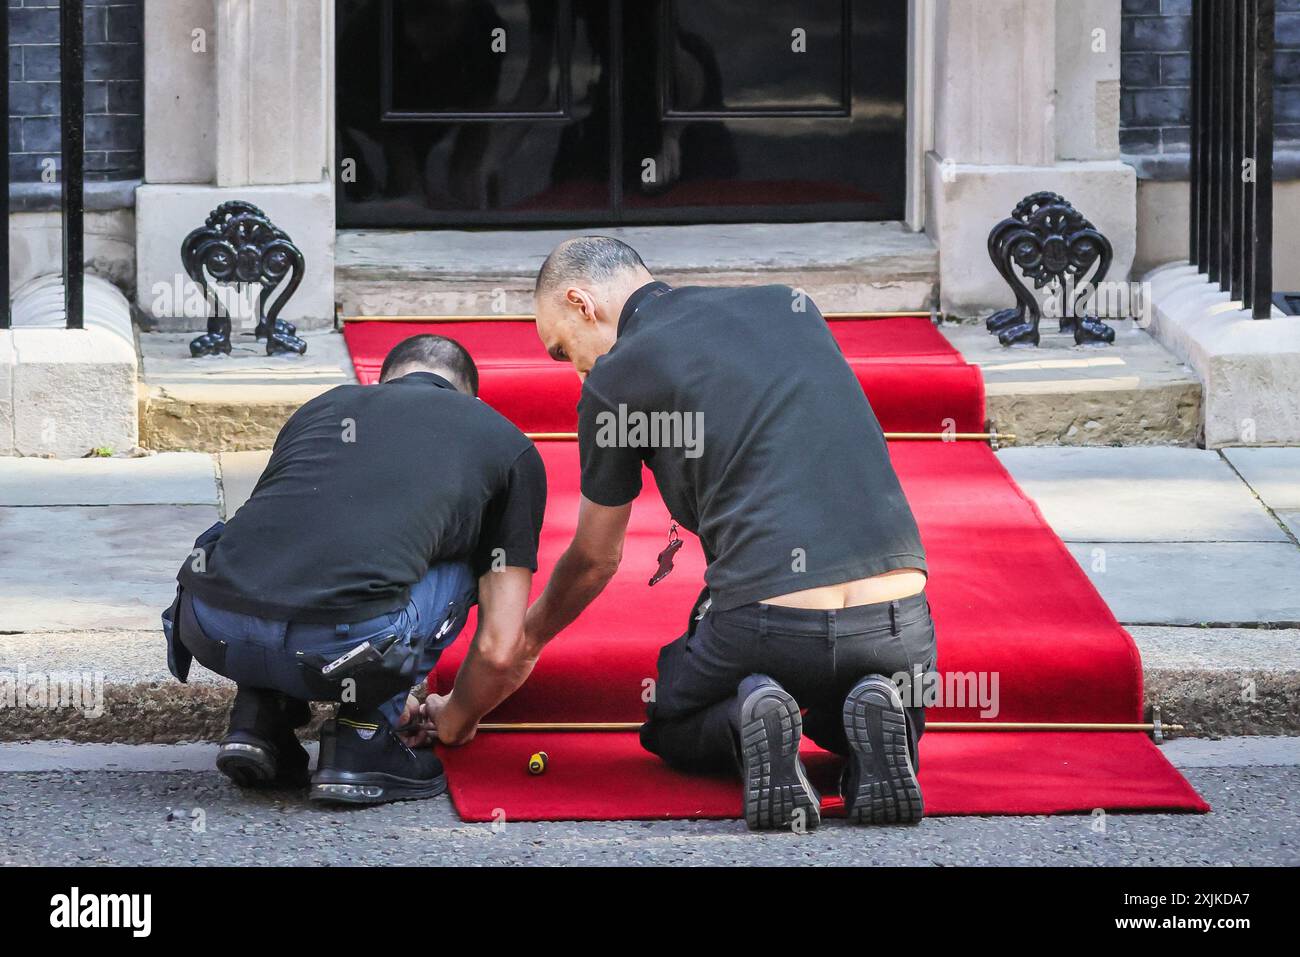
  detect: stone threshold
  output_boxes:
[336,221,939,318]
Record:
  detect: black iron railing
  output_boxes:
[0,0,85,330]
[1191,0,1275,319]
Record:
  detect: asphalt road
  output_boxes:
[0,739,1296,866]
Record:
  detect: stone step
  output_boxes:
[136,320,1202,452]
[1,627,1293,743]
[336,222,939,317]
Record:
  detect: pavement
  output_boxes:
[0,737,1295,865]
[0,445,1297,743]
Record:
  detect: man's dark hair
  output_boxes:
[535,236,648,298]
[379,334,479,395]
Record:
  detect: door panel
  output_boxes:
[335,0,907,227]
[621,0,906,222]
[337,0,612,226]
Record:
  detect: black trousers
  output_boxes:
[640,589,937,774]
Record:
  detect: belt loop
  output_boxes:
[827,608,837,645]
[759,603,769,637]
[889,600,899,636]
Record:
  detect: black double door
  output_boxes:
[336,0,907,227]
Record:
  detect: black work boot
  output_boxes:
[309,707,446,806]
[841,675,924,824]
[738,675,821,832]
[216,687,311,789]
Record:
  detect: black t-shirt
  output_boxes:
[578,282,926,611]
[180,372,547,624]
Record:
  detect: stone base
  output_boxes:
[135,179,336,333]
[1144,262,1300,447]
[137,329,355,452]
[925,156,1137,318]
[1,275,139,457]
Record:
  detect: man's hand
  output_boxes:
[421,693,478,746]
[395,693,433,748]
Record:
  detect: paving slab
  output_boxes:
[944,319,1201,446]
[1221,447,1300,510]
[0,504,220,632]
[998,446,1287,541]
[1066,541,1300,625]
[217,450,271,518]
[1280,510,1300,540]
[0,453,217,506]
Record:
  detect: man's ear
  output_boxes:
[565,285,599,324]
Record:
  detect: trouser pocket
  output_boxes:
[176,593,229,676]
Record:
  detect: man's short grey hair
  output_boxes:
[535,236,648,298]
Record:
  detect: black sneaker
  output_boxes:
[738,675,821,832]
[841,675,924,824]
[216,688,311,789]
[309,711,446,806]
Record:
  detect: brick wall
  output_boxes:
[1122,0,1300,159]
[7,0,143,184]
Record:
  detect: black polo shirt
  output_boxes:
[180,372,547,624]
[578,282,926,611]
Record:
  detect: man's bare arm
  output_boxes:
[431,566,536,745]
[525,495,633,645]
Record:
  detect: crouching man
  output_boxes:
[161,335,546,805]
[517,237,937,830]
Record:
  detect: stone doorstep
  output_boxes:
[0,628,1294,744]
[137,322,1201,453]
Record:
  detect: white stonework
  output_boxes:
[1135,178,1300,293]
[925,158,1137,319]
[1,275,139,458]
[135,179,336,332]
[924,0,1137,317]
[1144,262,1300,447]
[7,210,136,296]
[138,0,334,332]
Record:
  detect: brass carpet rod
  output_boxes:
[525,432,1015,443]
[479,721,1182,733]
[342,311,935,323]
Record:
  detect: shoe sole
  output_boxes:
[308,768,448,806]
[216,741,278,789]
[842,677,924,825]
[740,682,821,831]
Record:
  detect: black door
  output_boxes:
[336,0,907,227]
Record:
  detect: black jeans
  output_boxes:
[640,589,937,774]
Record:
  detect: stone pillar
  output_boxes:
[136,0,335,331]
[925,0,1136,317]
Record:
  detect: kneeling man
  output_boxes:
[162,335,546,805]
[521,237,936,830]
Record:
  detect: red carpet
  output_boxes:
[343,315,1209,820]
